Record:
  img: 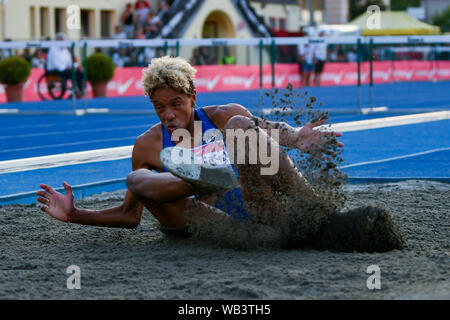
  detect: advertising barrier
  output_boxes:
[1,61,449,103]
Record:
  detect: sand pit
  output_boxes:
[0,180,448,300]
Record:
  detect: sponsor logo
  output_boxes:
[407,37,425,44]
[119,41,134,48]
[117,78,134,95]
[212,40,228,46]
[275,74,287,87]
[206,75,222,90]
[308,38,325,44]
[26,42,42,48]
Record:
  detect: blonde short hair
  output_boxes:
[141,56,197,98]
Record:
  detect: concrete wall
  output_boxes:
[250,1,301,31]
[324,0,348,24]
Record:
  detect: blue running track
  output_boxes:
[1,81,449,204]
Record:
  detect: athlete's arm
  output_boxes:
[209,103,343,153]
[35,133,161,229]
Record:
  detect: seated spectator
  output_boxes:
[121,3,135,38]
[143,12,162,38]
[112,48,131,67]
[0,38,13,61]
[47,32,84,96]
[329,45,338,62]
[144,25,157,38]
[135,0,152,10]
[155,47,165,59]
[134,0,152,28]
[21,48,33,64]
[190,48,202,65]
[137,47,156,66]
[347,50,358,62]
[112,25,127,39]
[158,0,170,17]
[202,46,216,65]
[190,47,217,65]
[134,26,146,39]
[221,47,235,65]
[145,11,162,27]
[31,49,46,69]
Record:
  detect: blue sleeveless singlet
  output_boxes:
[161,107,249,221]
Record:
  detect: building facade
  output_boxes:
[0,0,348,41]
[0,0,352,64]
[323,0,348,24]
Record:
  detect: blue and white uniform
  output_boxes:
[161,107,249,221]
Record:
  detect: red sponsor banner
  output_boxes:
[1,61,449,103]
[0,68,45,103]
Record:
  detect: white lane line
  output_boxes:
[75,108,110,116]
[0,146,133,174]
[0,136,136,154]
[360,106,388,114]
[0,115,150,131]
[0,124,149,139]
[320,110,449,132]
[0,109,19,114]
[1,110,449,174]
[340,147,450,169]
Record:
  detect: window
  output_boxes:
[81,9,96,38]
[30,6,35,38]
[54,8,66,34]
[40,7,49,38]
[101,10,113,38]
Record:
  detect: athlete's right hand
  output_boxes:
[37,181,75,223]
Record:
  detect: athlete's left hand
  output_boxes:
[295,118,344,155]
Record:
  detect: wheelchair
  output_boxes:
[37,70,84,101]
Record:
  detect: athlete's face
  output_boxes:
[151,87,196,134]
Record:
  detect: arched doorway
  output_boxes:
[200,10,236,65]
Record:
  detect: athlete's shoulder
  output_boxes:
[135,123,162,148]
[133,123,162,157]
[132,123,163,169]
[203,104,252,129]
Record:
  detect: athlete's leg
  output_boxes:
[223,115,324,226]
[126,169,230,228]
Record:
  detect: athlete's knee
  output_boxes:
[126,169,156,200]
[224,115,255,131]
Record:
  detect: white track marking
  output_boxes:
[0,109,19,114]
[0,115,149,131]
[0,146,133,174]
[1,111,448,174]
[360,106,388,114]
[340,147,450,169]
[0,124,149,139]
[0,136,136,154]
[319,111,449,132]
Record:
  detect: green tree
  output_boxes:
[390,0,421,11]
[349,0,387,21]
[432,5,450,33]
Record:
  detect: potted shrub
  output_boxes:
[86,53,115,97]
[0,56,31,102]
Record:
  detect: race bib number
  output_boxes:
[192,140,232,166]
